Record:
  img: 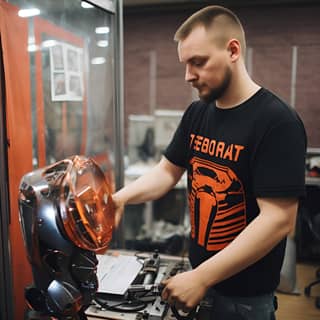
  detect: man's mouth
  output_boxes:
[192,83,202,90]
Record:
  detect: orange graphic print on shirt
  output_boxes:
[189,157,246,251]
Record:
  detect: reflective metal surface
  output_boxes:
[18,155,115,318]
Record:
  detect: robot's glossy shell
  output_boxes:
[44,155,115,251]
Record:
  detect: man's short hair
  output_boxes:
[174,5,246,56]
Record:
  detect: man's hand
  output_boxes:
[161,269,208,312]
[111,194,125,228]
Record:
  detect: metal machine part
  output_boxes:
[18,155,115,319]
[86,255,193,320]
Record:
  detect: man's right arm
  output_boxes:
[112,156,185,227]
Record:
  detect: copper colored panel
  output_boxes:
[44,155,115,251]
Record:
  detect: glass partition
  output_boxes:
[8,0,118,190]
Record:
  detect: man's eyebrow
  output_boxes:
[187,54,207,61]
[187,55,208,63]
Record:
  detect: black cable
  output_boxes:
[94,295,148,312]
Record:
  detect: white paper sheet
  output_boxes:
[96,254,143,295]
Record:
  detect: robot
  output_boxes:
[18,155,115,319]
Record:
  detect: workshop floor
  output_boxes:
[276,263,320,320]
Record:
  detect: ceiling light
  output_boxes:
[27,44,39,52]
[42,40,58,48]
[91,57,106,65]
[95,26,110,34]
[81,1,94,9]
[18,8,40,18]
[97,40,109,48]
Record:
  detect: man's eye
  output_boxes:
[193,60,205,67]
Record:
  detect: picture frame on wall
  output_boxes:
[50,42,84,101]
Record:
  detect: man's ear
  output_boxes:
[227,39,241,61]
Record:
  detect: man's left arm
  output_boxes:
[161,197,298,311]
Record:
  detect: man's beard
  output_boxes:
[199,66,232,103]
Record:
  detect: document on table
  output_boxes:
[96,254,143,295]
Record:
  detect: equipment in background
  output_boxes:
[154,109,183,157]
[127,110,183,164]
[128,115,155,164]
[18,155,115,320]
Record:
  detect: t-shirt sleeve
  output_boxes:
[252,119,306,198]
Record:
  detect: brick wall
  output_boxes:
[123,4,320,147]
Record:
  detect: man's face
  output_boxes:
[178,25,232,103]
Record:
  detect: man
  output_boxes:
[113,5,306,319]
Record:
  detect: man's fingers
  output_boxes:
[114,213,122,228]
[160,278,170,300]
[161,284,169,301]
[161,278,169,285]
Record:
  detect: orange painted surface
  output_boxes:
[0,2,87,319]
[0,2,33,319]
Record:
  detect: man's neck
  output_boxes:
[216,67,260,109]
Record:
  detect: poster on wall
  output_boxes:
[50,42,84,101]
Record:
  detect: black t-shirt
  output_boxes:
[164,88,306,296]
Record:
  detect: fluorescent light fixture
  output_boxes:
[27,44,39,52]
[91,57,106,65]
[97,40,109,48]
[81,1,94,8]
[18,8,40,18]
[42,40,58,48]
[95,26,110,34]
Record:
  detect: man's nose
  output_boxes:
[185,65,197,82]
